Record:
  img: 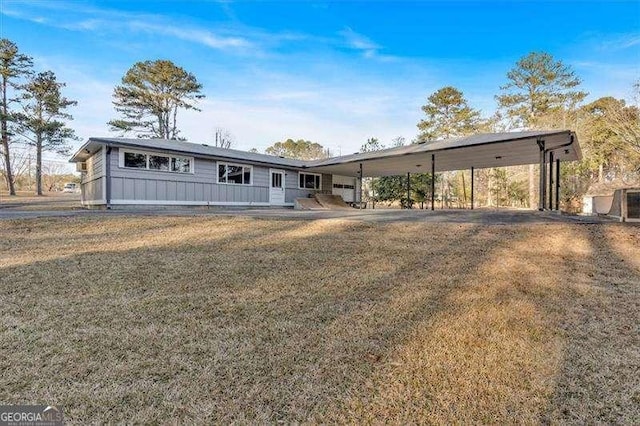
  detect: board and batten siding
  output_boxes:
[80,148,104,204]
[109,147,272,205]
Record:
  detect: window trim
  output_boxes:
[298,172,322,190]
[118,149,194,174]
[217,161,254,186]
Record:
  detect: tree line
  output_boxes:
[358,52,638,210]
[2,37,638,209]
[235,52,638,210]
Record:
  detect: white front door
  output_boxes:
[269,169,286,205]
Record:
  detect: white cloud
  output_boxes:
[127,21,252,50]
[1,1,254,53]
[339,27,380,51]
[337,27,399,62]
[597,32,640,51]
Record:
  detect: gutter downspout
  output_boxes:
[537,139,545,211]
[105,145,112,209]
[545,134,576,212]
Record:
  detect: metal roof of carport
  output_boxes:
[305,130,580,177]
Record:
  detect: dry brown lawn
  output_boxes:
[0,191,81,211]
[0,216,638,423]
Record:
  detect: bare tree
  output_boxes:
[605,82,640,158]
[213,127,234,149]
[0,142,30,190]
[42,162,68,191]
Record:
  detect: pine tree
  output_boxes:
[14,71,78,195]
[417,86,482,142]
[496,51,587,129]
[496,51,587,208]
[108,60,204,139]
[0,39,33,195]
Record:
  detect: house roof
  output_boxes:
[70,130,580,177]
[69,137,307,168]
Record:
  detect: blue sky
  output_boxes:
[1,0,639,160]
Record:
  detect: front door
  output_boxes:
[269,169,286,205]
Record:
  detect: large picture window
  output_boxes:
[120,150,193,173]
[218,162,252,185]
[299,172,321,190]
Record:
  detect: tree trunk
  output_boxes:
[1,77,16,195]
[36,133,42,196]
[487,169,493,207]
[528,164,535,209]
[461,171,467,207]
[598,163,604,183]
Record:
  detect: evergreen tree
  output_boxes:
[496,51,587,129]
[417,86,482,141]
[265,138,328,160]
[496,51,587,208]
[0,39,33,195]
[108,60,204,139]
[14,71,78,195]
[360,137,384,152]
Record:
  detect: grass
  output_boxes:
[0,215,638,423]
[0,191,81,211]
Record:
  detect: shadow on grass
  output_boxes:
[542,224,640,424]
[0,218,496,423]
[3,218,636,423]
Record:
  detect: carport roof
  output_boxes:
[305,130,580,177]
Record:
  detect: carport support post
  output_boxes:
[470,167,474,210]
[555,159,560,211]
[431,154,435,211]
[406,172,411,209]
[537,139,545,211]
[548,151,554,210]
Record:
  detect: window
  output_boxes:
[218,163,252,185]
[120,150,193,173]
[124,152,147,169]
[299,172,321,190]
[172,157,191,173]
[272,172,282,188]
[149,155,170,171]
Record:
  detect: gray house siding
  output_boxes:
[80,145,346,207]
[109,147,275,205]
[80,148,104,204]
[284,171,333,203]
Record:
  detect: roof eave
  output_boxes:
[87,137,308,169]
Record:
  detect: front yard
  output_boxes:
[0,216,638,423]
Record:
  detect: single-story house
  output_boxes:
[69,137,361,208]
[69,130,581,209]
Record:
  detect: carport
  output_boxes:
[306,130,580,211]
